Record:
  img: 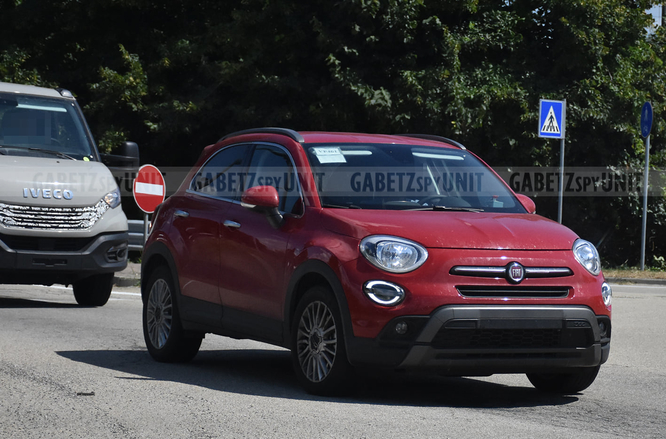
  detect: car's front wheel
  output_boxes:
[291,286,353,395]
[527,365,601,394]
[73,273,114,306]
[143,266,202,363]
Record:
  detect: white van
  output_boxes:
[0,82,139,306]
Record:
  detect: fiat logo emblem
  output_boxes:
[507,262,525,284]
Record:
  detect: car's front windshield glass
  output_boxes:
[305,143,524,213]
[0,93,95,161]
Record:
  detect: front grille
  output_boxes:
[0,201,109,230]
[432,327,593,349]
[0,233,96,251]
[457,286,570,298]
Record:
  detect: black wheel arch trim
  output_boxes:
[141,241,182,304]
[283,259,354,353]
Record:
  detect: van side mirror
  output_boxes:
[101,141,140,169]
[516,194,536,214]
[241,185,284,228]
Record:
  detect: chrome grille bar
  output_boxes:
[0,200,109,230]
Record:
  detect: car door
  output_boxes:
[171,144,250,307]
[217,143,304,340]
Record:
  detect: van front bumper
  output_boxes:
[0,231,128,285]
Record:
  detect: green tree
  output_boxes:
[1,0,666,265]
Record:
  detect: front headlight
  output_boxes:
[360,235,428,273]
[103,187,122,209]
[573,239,601,276]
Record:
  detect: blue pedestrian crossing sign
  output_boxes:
[538,99,566,139]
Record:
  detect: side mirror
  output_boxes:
[241,185,284,228]
[516,194,536,214]
[101,141,140,169]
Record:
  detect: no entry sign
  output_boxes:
[133,164,166,213]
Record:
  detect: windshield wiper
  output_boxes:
[406,205,484,212]
[28,147,76,160]
[322,203,362,209]
[432,205,484,212]
[0,144,77,160]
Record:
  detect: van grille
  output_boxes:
[0,201,109,230]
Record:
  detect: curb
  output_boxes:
[113,275,140,287]
[113,262,141,287]
[606,277,666,286]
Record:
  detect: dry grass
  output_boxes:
[603,267,666,279]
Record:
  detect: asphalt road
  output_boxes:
[0,282,664,438]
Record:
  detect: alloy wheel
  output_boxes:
[146,279,173,349]
[296,300,338,383]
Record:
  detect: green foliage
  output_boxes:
[1,0,666,265]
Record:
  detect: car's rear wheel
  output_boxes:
[291,286,353,395]
[527,365,601,394]
[73,273,114,306]
[143,266,202,363]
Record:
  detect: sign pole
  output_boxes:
[640,134,650,270]
[143,212,150,244]
[639,102,653,271]
[538,98,566,224]
[558,137,565,224]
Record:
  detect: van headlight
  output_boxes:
[360,235,428,273]
[573,239,601,276]
[103,187,122,209]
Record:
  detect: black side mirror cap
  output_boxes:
[101,141,140,168]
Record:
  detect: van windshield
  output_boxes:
[0,93,95,161]
[305,143,525,213]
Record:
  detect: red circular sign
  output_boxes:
[133,164,166,213]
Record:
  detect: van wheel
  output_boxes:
[291,286,352,395]
[143,266,202,363]
[73,273,114,306]
[527,365,600,394]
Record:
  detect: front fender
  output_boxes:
[283,258,354,353]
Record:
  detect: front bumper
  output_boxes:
[346,305,611,375]
[0,231,128,285]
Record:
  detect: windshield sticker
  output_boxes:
[312,147,347,164]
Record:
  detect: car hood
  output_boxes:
[320,209,578,250]
[0,156,117,206]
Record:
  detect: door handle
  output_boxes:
[174,210,189,218]
[224,220,241,229]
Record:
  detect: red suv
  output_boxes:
[141,128,611,395]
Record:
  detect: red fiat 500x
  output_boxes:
[141,128,611,395]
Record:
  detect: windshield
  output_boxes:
[305,143,525,213]
[0,93,95,161]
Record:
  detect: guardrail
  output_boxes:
[128,219,145,252]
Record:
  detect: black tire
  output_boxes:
[291,285,353,395]
[73,273,114,307]
[527,365,601,394]
[142,266,202,363]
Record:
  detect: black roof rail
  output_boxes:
[398,134,466,150]
[220,127,304,144]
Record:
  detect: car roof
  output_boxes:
[300,132,463,149]
[221,128,465,150]
[0,81,69,99]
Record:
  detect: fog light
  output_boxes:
[601,282,612,307]
[395,322,409,335]
[106,243,128,263]
[363,280,406,306]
